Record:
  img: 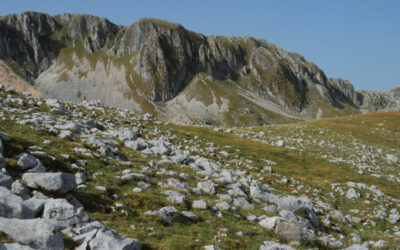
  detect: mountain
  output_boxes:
[0,11,398,126]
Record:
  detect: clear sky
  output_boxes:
[1,0,399,91]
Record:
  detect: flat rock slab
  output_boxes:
[0,218,64,250]
[22,172,77,194]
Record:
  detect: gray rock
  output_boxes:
[344,243,369,250]
[194,158,220,176]
[389,211,400,224]
[166,195,186,204]
[0,243,35,249]
[351,232,362,243]
[373,240,387,248]
[215,170,237,184]
[204,245,222,250]
[167,178,188,191]
[11,181,30,200]
[22,197,46,215]
[263,205,278,214]
[276,140,285,147]
[0,154,6,169]
[215,201,230,211]
[58,130,74,139]
[43,199,89,229]
[0,187,34,219]
[259,241,294,250]
[87,229,142,250]
[124,138,147,151]
[233,197,254,209]
[144,206,179,225]
[386,154,398,163]
[117,129,137,142]
[274,220,301,241]
[0,218,64,250]
[259,216,301,240]
[26,162,46,173]
[197,181,216,194]
[346,188,360,199]
[17,153,38,170]
[319,236,343,248]
[22,172,77,194]
[121,172,147,181]
[75,172,87,185]
[95,186,107,191]
[192,200,208,210]
[0,173,12,189]
[181,211,198,219]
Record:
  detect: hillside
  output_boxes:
[0,85,399,249]
[0,12,398,126]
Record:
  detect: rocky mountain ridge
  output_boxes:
[0,11,399,126]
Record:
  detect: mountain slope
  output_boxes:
[0,86,399,249]
[0,11,398,126]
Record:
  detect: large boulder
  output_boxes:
[0,218,64,250]
[42,199,89,229]
[87,228,142,250]
[22,172,77,194]
[0,187,34,219]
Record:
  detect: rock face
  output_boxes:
[330,78,400,111]
[0,11,399,127]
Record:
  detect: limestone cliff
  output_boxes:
[0,12,398,126]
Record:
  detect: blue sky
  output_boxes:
[1,0,399,91]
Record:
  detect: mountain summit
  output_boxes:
[0,12,398,126]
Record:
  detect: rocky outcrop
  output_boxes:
[329,78,363,106]
[0,11,398,126]
[330,78,400,111]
